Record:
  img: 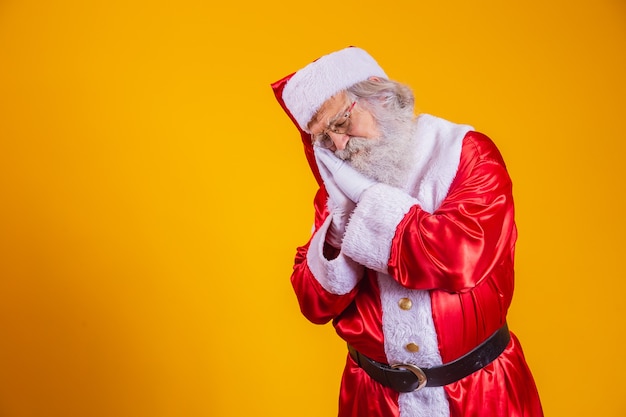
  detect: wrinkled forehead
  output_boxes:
[307,92,349,133]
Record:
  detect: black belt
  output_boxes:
[347,323,510,392]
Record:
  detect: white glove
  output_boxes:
[314,147,377,203]
[326,197,354,248]
[315,148,356,248]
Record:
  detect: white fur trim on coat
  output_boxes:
[282,47,387,132]
[406,114,473,213]
[378,274,449,417]
[306,215,364,295]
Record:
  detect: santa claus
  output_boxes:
[271,46,543,417]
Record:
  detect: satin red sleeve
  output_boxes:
[290,188,359,324]
[387,132,517,293]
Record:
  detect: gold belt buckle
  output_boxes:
[391,363,428,391]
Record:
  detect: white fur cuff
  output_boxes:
[342,184,418,274]
[306,216,364,295]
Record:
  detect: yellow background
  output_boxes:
[0,0,624,416]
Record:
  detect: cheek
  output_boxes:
[352,114,380,139]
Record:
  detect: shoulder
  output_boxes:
[460,131,507,167]
[444,130,514,197]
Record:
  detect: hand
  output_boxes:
[314,147,377,203]
[315,149,355,248]
[326,199,353,248]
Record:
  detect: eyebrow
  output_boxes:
[308,100,353,134]
[308,106,343,133]
[325,102,353,128]
[328,108,345,125]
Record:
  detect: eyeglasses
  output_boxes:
[312,101,357,149]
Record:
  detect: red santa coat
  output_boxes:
[291,114,543,417]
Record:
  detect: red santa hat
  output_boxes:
[271,47,387,185]
[272,46,388,133]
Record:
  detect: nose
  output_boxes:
[328,131,350,151]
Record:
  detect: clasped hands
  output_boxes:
[314,146,377,248]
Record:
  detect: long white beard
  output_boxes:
[335,120,416,189]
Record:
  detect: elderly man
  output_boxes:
[271,47,543,417]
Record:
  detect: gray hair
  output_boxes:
[346,78,414,115]
[345,78,416,138]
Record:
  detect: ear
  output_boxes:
[368,76,382,82]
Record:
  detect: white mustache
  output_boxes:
[334,136,376,161]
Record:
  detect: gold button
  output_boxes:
[398,297,413,310]
[405,343,420,353]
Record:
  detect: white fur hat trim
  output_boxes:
[282,47,387,132]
